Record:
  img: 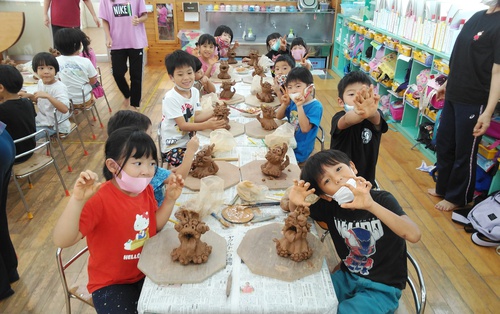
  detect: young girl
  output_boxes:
[79,34,105,100]
[18,52,70,139]
[265,32,289,77]
[193,57,216,94]
[214,25,239,58]
[290,37,312,70]
[196,34,218,78]
[53,127,184,313]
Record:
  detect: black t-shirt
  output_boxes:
[446,10,500,105]
[309,190,407,289]
[0,98,37,162]
[330,110,388,186]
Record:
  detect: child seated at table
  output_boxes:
[214,25,239,58]
[265,32,289,77]
[272,54,295,100]
[330,71,387,187]
[196,34,218,78]
[53,126,184,314]
[193,57,216,95]
[160,50,225,168]
[288,149,421,314]
[18,52,70,140]
[290,37,312,70]
[275,67,323,163]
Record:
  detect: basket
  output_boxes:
[390,104,404,121]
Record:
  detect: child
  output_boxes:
[330,71,387,187]
[53,127,184,313]
[0,65,36,162]
[275,67,323,163]
[289,149,421,313]
[290,37,312,70]
[196,34,218,78]
[272,54,295,99]
[265,32,289,63]
[193,57,216,94]
[79,34,105,100]
[107,110,198,205]
[18,52,71,140]
[161,50,226,167]
[54,28,98,106]
[214,25,239,58]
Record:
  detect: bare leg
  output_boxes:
[427,188,443,197]
[122,98,130,107]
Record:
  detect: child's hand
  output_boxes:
[299,53,309,68]
[205,117,227,130]
[289,179,316,207]
[353,85,379,118]
[34,91,50,100]
[209,55,219,66]
[339,177,374,211]
[280,86,291,107]
[233,41,240,49]
[200,75,209,85]
[73,170,101,202]
[241,57,251,63]
[279,35,288,51]
[18,91,33,99]
[186,135,199,153]
[165,173,184,201]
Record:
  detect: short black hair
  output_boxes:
[214,25,233,43]
[266,32,281,51]
[300,150,352,195]
[193,56,203,72]
[275,54,296,68]
[32,52,60,73]
[196,34,217,47]
[107,110,152,135]
[290,37,308,52]
[337,71,371,102]
[54,28,86,56]
[285,67,313,86]
[164,50,196,76]
[0,65,23,93]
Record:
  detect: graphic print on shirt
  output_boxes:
[112,3,133,17]
[124,213,150,251]
[361,128,372,144]
[335,218,384,275]
[290,110,299,131]
[163,102,194,146]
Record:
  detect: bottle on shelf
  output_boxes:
[287,28,295,42]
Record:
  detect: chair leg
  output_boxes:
[102,91,112,113]
[54,135,72,172]
[91,105,104,128]
[52,159,70,197]
[81,109,97,140]
[74,126,89,156]
[12,175,33,219]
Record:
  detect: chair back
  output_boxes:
[157,122,163,167]
[316,125,325,151]
[406,251,426,314]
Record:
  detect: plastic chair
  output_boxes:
[56,246,94,314]
[73,84,103,140]
[316,125,325,151]
[11,129,70,218]
[96,66,112,113]
[52,102,88,172]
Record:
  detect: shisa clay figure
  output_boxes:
[218,60,231,80]
[261,142,290,177]
[171,208,212,265]
[0,56,17,67]
[219,80,236,100]
[49,47,61,57]
[213,101,231,130]
[256,77,275,103]
[252,64,266,78]
[190,143,219,178]
[247,50,259,67]
[273,205,313,262]
[227,46,238,64]
[256,105,278,131]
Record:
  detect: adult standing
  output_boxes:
[100,0,148,109]
[44,0,101,44]
[429,0,500,211]
[0,125,19,301]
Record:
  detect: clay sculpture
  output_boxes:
[213,101,231,130]
[219,80,236,100]
[261,143,290,177]
[256,77,275,103]
[171,208,212,265]
[273,205,313,262]
[252,64,266,78]
[247,50,259,67]
[218,60,231,80]
[256,105,278,131]
[190,144,219,178]
[227,46,238,64]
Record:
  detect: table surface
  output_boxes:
[137,77,338,314]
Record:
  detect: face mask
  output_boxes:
[289,92,300,102]
[277,74,287,86]
[271,40,280,51]
[175,83,192,92]
[291,48,306,61]
[327,178,357,205]
[114,165,153,194]
[344,103,355,111]
[481,0,498,6]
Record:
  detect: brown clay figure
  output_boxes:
[261,143,290,177]
[247,50,259,67]
[171,208,212,265]
[273,205,313,262]
[213,101,231,130]
[256,105,278,130]
[190,144,219,178]
[218,60,231,80]
[227,46,238,64]
[252,64,265,78]
[219,80,236,100]
[256,77,275,103]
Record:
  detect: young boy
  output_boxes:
[107,110,198,205]
[214,25,239,58]
[289,149,421,313]
[330,71,387,187]
[161,50,225,167]
[272,54,295,99]
[193,57,216,95]
[275,67,323,163]
[0,65,36,162]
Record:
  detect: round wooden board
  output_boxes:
[221,205,254,223]
[217,93,245,105]
[244,119,285,139]
[239,159,301,190]
[245,94,280,108]
[237,223,325,282]
[184,161,240,191]
[197,120,245,138]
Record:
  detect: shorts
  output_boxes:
[162,147,187,167]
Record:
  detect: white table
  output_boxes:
[137,79,338,314]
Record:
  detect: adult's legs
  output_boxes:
[110,49,131,105]
[128,49,144,108]
[435,100,457,197]
[92,278,144,314]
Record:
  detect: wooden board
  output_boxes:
[244,119,285,139]
[237,223,325,282]
[217,93,245,105]
[138,229,227,285]
[240,160,301,190]
[197,120,245,138]
[242,75,273,85]
[0,12,25,52]
[221,205,254,223]
[184,161,240,191]
[210,75,241,83]
[245,94,281,108]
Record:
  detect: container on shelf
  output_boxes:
[400,45,412,57]
[373,33,385,44]
[479,144,498,160]
[390,104,404,121]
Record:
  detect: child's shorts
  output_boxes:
[162,147,187,167]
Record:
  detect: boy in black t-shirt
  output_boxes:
[288,150,421,313]
[330,71,388,187]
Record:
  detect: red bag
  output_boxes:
[91,82,104,99]
[486,117,500,139]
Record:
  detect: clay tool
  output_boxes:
[229,194,240,205]
[168,218,178,225]
[213,157,239,161]
[243,201,281,207]
[226,271,233,297]
[247,137,257,145]
[211,212,231,228]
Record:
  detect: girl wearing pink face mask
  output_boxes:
[290,37,312,70]
[53,127,184,313]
